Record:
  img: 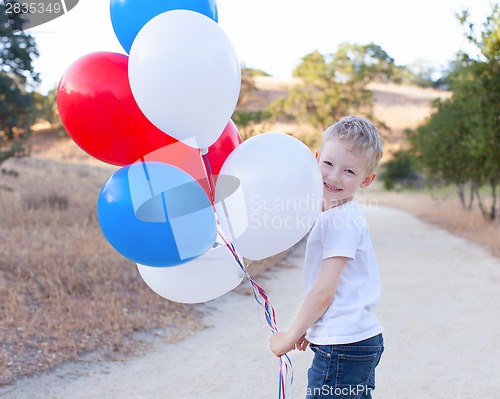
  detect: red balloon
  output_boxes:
[141,141,211,197]
[203,120,242,177]
[143,120,241,199]
[57,52,178,166]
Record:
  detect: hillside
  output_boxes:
[238,76,451,154]
[28,78,450,163]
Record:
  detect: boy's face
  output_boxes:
[317,137,376,209]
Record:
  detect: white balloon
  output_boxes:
[215,133,323,260]
[137,237,244,304]
[128,10,241,149]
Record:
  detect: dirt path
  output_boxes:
[1,206,499,398]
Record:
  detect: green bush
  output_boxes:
[381,150,423,190]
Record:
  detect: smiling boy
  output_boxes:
[269,116,384,398]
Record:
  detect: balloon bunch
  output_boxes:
[57,1,323,397]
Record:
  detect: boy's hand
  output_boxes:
[269,331,295,357]
[295,334,309,351]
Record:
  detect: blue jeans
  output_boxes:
[306,334,384,399]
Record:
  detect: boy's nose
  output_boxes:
[330,171,341,183]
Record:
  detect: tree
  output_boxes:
[409,95,481,205]
[448,6,500,220]
[35,86,63,130]
[380,147,421,190]
[331,42,396,84]
[410,4,500,220]
[267,43,395,131]
[0,0,40,166]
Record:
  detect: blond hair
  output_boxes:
[322,115,383,174]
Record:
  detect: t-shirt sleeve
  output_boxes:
[320,211,361,260]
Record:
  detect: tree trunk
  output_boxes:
[468,180,475,210]
[457,183,466,209]
[473,185,488,220]
[490,178,498,221]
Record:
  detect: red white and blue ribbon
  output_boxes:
[202,152,294,399]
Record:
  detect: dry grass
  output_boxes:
[368,82,451,146]
[0,158,204,386]
[358,182,500,259]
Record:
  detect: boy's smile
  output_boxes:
[317,137,376,209]
[323,182,343,192]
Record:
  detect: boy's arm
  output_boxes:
[269,256,347,357]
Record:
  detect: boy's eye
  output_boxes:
[324,161,333,166]
[346,169,355,175]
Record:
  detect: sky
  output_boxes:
[27,0,496,94]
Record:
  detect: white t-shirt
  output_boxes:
[303,200,383,345]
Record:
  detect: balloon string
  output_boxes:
[201,152,217,205]
[202,151,294,399]
[216,228,294,399]
[139,159,170,232]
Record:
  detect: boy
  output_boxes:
[269,116,384,398]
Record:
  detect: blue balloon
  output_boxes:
[97,161,217,267]
[110,0,219,54]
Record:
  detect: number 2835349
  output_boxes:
[5,2,62,15]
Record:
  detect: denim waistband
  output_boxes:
[311,333,384,350]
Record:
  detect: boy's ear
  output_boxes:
[315,150,320,161]
[360,172,376,188]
